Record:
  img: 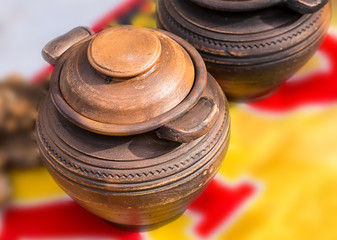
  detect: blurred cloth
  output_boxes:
[1,0,337,239]
[0,0,125,79]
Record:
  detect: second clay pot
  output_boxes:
[156,0,331,101]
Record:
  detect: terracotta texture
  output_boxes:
[37,25,230,229]
[156,0,331,101]
[58,26,195,128]
[88,27,162,78]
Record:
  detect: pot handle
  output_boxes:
[42,26,94,66]
[156,97,219,143]
[285,0,328,14]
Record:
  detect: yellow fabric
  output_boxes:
[9,167,65,201]
[218,104,337,240]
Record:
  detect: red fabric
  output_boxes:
[0,179,257,239]
[188,180,256,238]
[249,34,337,111]
[1,201,142,240]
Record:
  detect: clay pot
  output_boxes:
[36,25,230,229]
[156,0,331,101]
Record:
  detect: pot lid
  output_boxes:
[87,27,162,78]
[47,26,208,136]
[167,0,303,36]
[189,0,328,14]
[56,26,195,133]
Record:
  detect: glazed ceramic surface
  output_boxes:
[156,0,331,101]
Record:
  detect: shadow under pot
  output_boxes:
[36,25,230,230]
[156,0,331,101]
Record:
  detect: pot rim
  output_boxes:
[49,28,208,136]
[157,0,330,62]
[189,0,281,11]
[188,0,329,14]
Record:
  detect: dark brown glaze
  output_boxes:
[156,0,331,101]
[189,0,329,14]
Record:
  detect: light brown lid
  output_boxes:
[88,27,162,78]
[57,26,195,133]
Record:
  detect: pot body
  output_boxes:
[36,74,230,229]
[156,0,331,101]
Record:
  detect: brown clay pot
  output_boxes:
[156,0,331,101]
[36,25,230,230]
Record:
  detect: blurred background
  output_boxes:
[0,0,336,239]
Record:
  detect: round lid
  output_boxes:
[188,0,328,14]
[88,28,162,78]
[51,26,202,136]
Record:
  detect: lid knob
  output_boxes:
[88,26,162,78]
